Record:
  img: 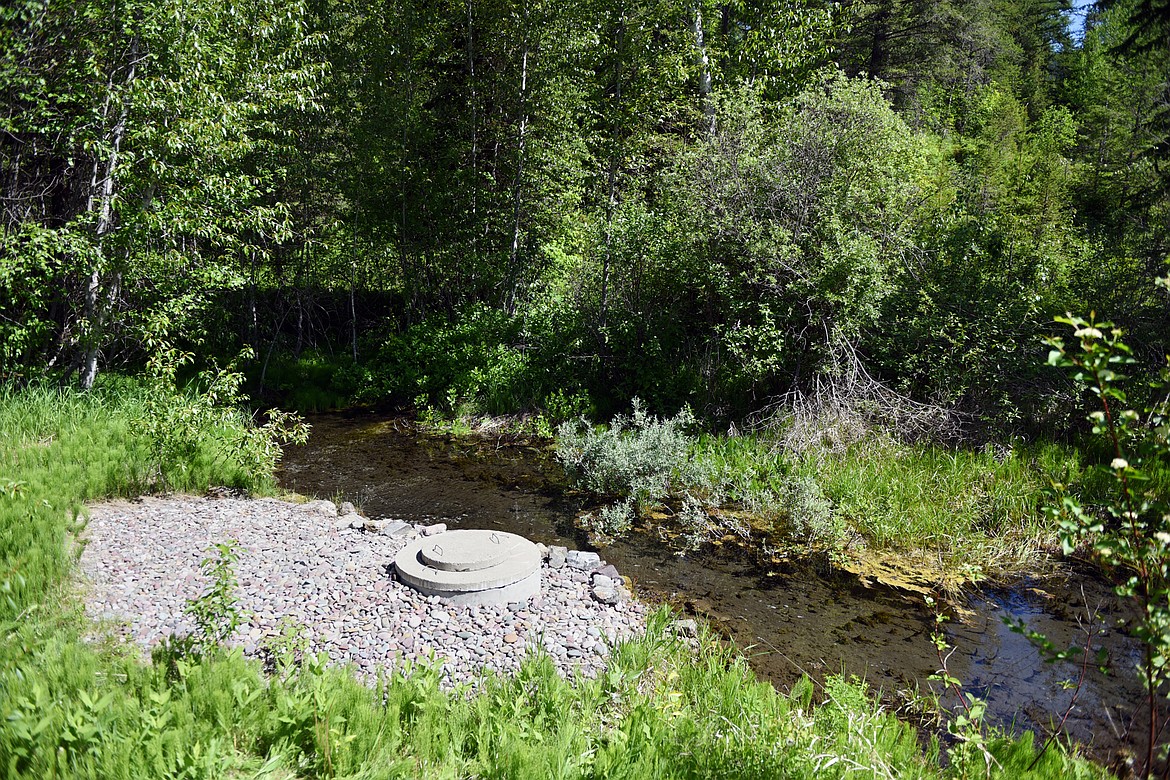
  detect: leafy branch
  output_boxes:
[1045,311,1170,777]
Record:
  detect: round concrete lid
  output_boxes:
[394,530,541,596]
[419,529,521,572]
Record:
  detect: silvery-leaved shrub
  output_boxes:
[580,498,636,540]
[781,474,839,545]
[556,398,697,512]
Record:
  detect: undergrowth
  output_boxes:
[0,381,1110,778]
[557,401,1100,579]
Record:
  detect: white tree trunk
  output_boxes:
[693,6,715,135]
[80,37,138,389]
[506,43,530,314]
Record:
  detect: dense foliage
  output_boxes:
[2,0,1165,429]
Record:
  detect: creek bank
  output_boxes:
[278,412,1156,767]
[79,494,649,686]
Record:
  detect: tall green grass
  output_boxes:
[794,439,1088,570]
[0,381,264,622]
[0,382,1109,778]
[686,432,1091,574]
[0,609,1110,779]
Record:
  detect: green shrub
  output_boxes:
[556,399,700,509]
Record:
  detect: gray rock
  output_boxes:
[383,521,414,538]
[339,501,356,516]
[566,550,601,570]
[594,563,620,580]
[297,499,337,516]
[341,512,367,529]
[422,523,447,537]
[592,574,615,590]
[591,584,621,605]
[672,619,699,638]
[548,548,567,569]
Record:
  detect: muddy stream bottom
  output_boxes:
[280,411,1150,768]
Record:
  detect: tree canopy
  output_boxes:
[1,0,1167,430]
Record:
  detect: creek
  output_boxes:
[280,411,1149,768]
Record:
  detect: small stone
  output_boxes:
[566,550,601,570]
[504,633,519,644]
[297,499,337,517]
[672,619,699,638]
[422,523,447,537]
[594,563,620,580]
[536,542,548,557]
[339,501,356,515]
[591,584,620,605]
[383,521,413,538]
[548,548,567,569]
[592,574,614,589]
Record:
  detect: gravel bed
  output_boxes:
[78,495,649,686]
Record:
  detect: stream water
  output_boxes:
[279,411,1150,768]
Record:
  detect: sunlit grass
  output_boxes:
[0,380,268,622]
[686,430,1095,577]
[0,381,1111,778]
[799,440,1083,566]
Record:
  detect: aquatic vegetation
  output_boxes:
[557,399,1077,581]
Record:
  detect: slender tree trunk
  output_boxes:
[506,40,530,314]
[400,4,420,321]
[249,249,258,352]
[294,265,305,359]
[467,0,478,272]
[350,261,358,362]
[693,5,715,135]
[80,36,138,389]
[598,18,624,337]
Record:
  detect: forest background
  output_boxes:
[3,0,1167,433]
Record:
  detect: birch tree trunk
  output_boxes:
[80,36,138,389]
[598,17,624,337]
[506,40,530,314]
[694,6,715,135]
[467,0,478,271]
